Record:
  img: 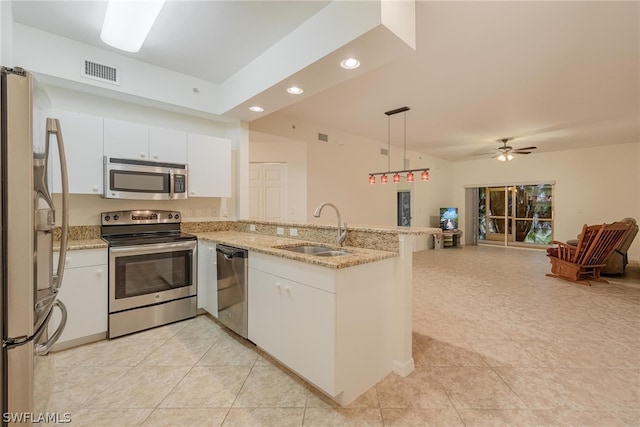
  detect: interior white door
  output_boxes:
[248,163,287,221]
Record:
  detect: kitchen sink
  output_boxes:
[278,245,350,257]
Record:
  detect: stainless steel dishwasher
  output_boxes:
[216,244,248,338]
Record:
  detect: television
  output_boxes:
[440,208,458,231]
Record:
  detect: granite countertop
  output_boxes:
[196,231,397,269]
[236,219,440,235]
[54,239,108,251]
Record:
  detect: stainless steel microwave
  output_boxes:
[103,157,188,200]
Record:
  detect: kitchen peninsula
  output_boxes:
[55,220,439,405]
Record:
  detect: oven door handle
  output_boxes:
[110,240,196,256]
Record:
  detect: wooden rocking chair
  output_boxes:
[546,222,631,285]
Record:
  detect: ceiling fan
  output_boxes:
[481,138,537,161]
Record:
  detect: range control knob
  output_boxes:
[113,214,119,221]
[174,214,179,219]
[104,215,111,222]
[168,213,173,219]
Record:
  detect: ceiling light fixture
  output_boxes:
[287,86,304,95]
[340,58,360,70]
[249,106,264,113]
[100,0,165,53]
[369,106,430,184]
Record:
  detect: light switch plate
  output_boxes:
[289,228,298,236]
[249,224,256,232]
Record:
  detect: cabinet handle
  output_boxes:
[190,191,195,195]
[153,153,158,159]
[92,185,98,192]
[284,286,291,293]
[65,257,71,265]
[96,269,103,276]
[275,283,281,290]
[140,152,145,158]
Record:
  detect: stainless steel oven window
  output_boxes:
[108,241,197,313]
[115,250,192,299]
[110,170,169,193]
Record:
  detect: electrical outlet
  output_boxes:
[276,227,284,235]
[249,224,256,232]
[289,228,298,237]
[221,208,228,217]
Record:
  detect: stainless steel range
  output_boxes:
[101,210,197,338]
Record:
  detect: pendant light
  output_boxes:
[369,106,430,184]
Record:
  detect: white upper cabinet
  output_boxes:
[187,133,231,198]
[149,126,187,164]
[49,110,104,194]
[103,118,149,160]
[104,118,188,164]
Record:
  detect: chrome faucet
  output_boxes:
[313,202,348,246]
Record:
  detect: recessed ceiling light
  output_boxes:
[249,106,264,113]
[340,58,360,70]
[287,86,304,95]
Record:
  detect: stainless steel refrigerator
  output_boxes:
[1,67,69,423]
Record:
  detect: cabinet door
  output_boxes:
[49,110,104,194]
[104,118,149,160]
[187,133,231,197]
[197,241,217,316]
[50,250,108,344]
[248,269,336,394]
[149,126,187,164]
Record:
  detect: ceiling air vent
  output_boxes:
[317,133,329,142]
[82,60,119,85]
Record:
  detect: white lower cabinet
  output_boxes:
[248,252,394,405]
[51,249,108,348]
[249,269,336,394]
[197,241,218,317]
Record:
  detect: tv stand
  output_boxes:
[443,230,463,248]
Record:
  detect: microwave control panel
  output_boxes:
[174,175,186,194]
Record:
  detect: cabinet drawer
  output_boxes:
[54,248,107,268]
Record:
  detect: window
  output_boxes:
[478,184,553,246]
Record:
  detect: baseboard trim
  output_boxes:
[392,358,415,377]
[49,332,106,352]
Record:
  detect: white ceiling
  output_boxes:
[11,1,640,161]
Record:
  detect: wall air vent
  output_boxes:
[380,148,388,156]
[81,60,120,85]
[318,133,329,142]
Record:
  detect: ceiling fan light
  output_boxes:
[497,153,507,162]
[406,172,414,182]
[421,170,430,181]
[380,174,388,184]
[369,175,375,184]
[507,153,514,161]
[393,173,401,183]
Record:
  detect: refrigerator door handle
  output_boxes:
[34,300,67,356]
[46,118,69,290]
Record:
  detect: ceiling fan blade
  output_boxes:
[473,152,495,156]
[514,146,537,151]
[514,151,532,155]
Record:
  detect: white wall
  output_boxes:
[0,1,13,66]
[250,113,453,227]
[43,85,240,225]
[452,142,640,261]
[249,132,308,223]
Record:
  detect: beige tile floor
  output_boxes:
[41,245,639,426]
